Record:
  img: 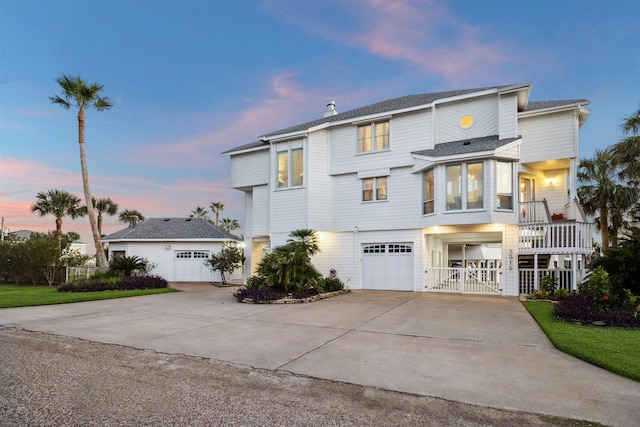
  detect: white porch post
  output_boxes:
[571,253,578,291]
[533,253,539,290]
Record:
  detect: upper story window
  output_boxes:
[446,162,484,211]
[277,148,303,189]
[496,161,513,210]
[423,168,435,215]
[362,176,387,202]
[358,121,389,153]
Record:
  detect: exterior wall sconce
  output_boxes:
[353,226,359,233]
[166,244,171,249]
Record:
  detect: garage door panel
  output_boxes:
[362,243,413,291]
[174,250,212,281]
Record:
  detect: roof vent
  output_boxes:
[324,101,337,117]
[130,215,138,228]
[463,141,471,146]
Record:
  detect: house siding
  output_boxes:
[519,111,576,163]
[436,95,499,144]
[308,130,334,230]
[230,149,269,189]
[499,93,518,139]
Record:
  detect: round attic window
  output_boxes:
[459,114,474,129]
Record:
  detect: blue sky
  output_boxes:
[1,0,639,246]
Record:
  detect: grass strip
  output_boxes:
[523,301,640,382]
[0,285,175,308]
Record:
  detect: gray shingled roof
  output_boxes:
[102,218,239,241]
[525,99,589,111]
[223,85,519,154]
[262,85,516,138]
[223,84,589,155]
[412,135,520,158]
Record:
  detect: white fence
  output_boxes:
[425,267,501,294]
[519,268,585,294]
[65,266,99,282]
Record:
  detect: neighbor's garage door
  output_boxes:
[362,243,414,291]
[174,250,212,281]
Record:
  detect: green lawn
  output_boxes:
[0,284,176,308]
[523,301,640,382]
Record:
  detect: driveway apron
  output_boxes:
[0,288,638,426]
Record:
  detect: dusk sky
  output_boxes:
[1,0,639,249]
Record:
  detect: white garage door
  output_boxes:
[174,250,212,282]
[362,243,414,291]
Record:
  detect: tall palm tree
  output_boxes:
[578,148,638,249]
[622,103,640,134]
[50,75,112,269]
[189,206,210,220]
[118,209,145,226]
[219,217,240,232]
[31,189,85,241]
[92,197,119,236]
[210,201,224,226]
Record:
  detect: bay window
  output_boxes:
[496,161,513,209]
[423,169,434,214]
[446,162,484,211]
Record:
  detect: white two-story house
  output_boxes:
[224,83,592,296]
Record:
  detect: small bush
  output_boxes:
[540,274,558,295]
[58,275,168,292]
[553,288,571,301]
[553,293,598,324]
[323,276,344,292]
[233,287,282,302]
[245,275,267,289]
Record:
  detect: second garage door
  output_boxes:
[362,243,414,291]
[174,250,212,282]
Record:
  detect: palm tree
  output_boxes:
[50,75,112,269]
[189,206,210,220]
[92,197,119,236]
[622,103,640,134]
[578,148,638,249]
[219,217,240,232]
[31,189,85,241]
[286,228,320,256]
[118,209,145,226]
[210,201,224,226]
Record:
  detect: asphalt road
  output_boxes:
[0,327,604,427]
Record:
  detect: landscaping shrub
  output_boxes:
[233,287,283,302]
[255,230,324,294]
[245,275,267,289]
[553,293,599,324]
[58,275,168,292]
[591,227,640,296]
[554,268,640,327]
[323,276,344,292]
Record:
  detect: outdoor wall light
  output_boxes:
[166,244,171,249]
[353,226,359,233]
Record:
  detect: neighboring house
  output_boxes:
[102,218,240,282]
[224,83,592,296]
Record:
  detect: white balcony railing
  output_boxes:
[519,222,592,254]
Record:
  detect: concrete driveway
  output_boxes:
[1,285,638,426]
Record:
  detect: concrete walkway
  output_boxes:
[1,286,638,426]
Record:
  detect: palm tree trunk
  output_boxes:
[78,109,109,269]
[600,204,609,249]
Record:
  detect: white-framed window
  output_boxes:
[423,168,435,214]
[358,121,389,153]
[446,162,484,211]
[277,147,303,188]
[496,161,513,210]
[362,176,387,201]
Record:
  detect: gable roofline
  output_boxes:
[223,84,531,155]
